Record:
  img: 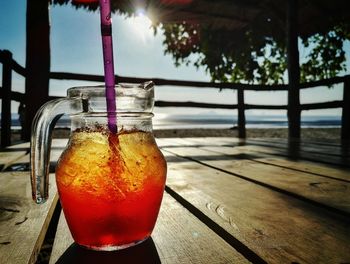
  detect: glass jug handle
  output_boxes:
[30,97,82,204]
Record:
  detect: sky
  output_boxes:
[0,1,349,119]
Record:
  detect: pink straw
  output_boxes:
[99,0,117,133]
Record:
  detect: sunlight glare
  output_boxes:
[128,10,153,43]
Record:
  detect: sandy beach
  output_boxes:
[153,127,342,140]
[7,127,342,145]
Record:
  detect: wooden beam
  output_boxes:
[286,0,301,139]
[1,50,12,148]
[50,71,289,91]
[299,76,347,89]
[11,59,27,77]
[237,88,246,138]
[301,100,343,110]
[155,100,237,109]
[341,77,350,140]
[24,0,51,141]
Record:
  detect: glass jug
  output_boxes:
[30,82,167,250]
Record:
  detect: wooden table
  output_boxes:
[1,137,349,263]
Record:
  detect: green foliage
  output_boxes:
[161,22,349,84]
[300,30,347,82]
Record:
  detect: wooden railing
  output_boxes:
[1,49,350,147]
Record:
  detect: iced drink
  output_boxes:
[56,129,167,250]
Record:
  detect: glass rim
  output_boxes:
[69,112,154,118]
[67,81,154,97]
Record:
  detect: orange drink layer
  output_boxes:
[56,130,167,250]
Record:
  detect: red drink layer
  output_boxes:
[56,130,167,250]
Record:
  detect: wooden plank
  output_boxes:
[51,139,69,148]
[0,144,30,172]
[189,137,350,167]
[248,138,349,157]
[162,145,350,215]
[156,137,191,148]
[0,172,58,264]
[10,148,64,168]
[2,139,67,172]
[179,137,350,182]
[5,142,31,149]
[162,152,350,263]
[299,138,342,147]
[243,141,350,165]
[199,145,350,182]
[13,138,67,150]
[196,136,341,153]
[247,137,342,147]
[49,193,249,264]
[0,150,28,171]
[48,215,71,264]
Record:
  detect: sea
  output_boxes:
[5,113,341,130]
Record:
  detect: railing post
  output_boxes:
[1,50,12,148]
[237,87,246,138]
[341,77,350,141]
[286,0,301,139]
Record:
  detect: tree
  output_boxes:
[159,5,350,84]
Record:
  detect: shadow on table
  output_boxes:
[55,237,161,264]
